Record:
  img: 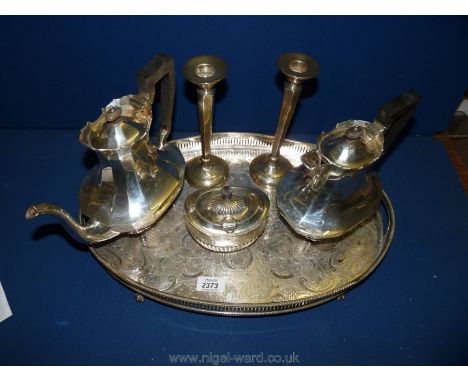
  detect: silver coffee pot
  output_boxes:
[277,91,421,241]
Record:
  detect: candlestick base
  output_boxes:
[249,153,292,188]
[185,155,229,189]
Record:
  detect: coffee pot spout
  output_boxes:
[25,203,120,243]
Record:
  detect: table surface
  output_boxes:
[0,129,467,365]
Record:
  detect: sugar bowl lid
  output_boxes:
[318,120,384,170]
[184,185,270,252]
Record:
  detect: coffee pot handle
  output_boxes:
[137,53,176,147]
[374,90,422,151]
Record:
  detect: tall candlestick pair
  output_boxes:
[184,52,319,189]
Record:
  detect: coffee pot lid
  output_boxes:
[79,95,151,152]
[318,120,384,170]
[184,185,269,252]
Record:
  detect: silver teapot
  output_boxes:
[26,54,185,243]
[277,91,421,241]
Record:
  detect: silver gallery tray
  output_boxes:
[89,133,395,316]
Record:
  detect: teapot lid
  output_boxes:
[184,185,269,252]
[318,120,384,170]
[80,95,151,152]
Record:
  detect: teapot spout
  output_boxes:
[26,203,120,243]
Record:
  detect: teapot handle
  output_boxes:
[374,90,422,151]
[137,53,176,148]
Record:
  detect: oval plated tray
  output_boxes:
[89,132,395,316]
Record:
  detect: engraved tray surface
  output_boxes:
[90,133,395,316]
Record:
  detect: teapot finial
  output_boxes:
[104,106,122,122]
